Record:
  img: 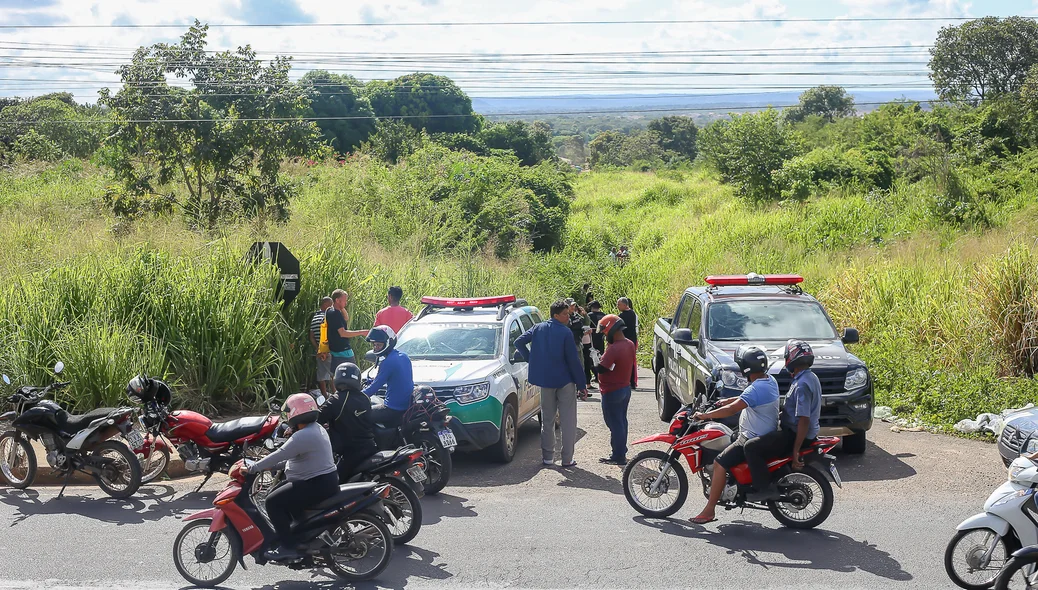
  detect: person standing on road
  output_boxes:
[593,314,637,466]
[587,301,606,385]
[617,297,639,349]
[515,299,588,468]
[325,289,369,368]
[374,285,413,334]
[743,340,821,502]
[566,299,594,396]
[310,296,334,397]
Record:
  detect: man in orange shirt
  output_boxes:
[374,286,413,334]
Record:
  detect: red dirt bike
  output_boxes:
[173,459,394,587]
[126,375,280,490]
[622,404,842,529]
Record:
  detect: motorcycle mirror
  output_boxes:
[2,374,9,385]
[315,394,326,406]
[53,361,64,374]
[364,350,378,363]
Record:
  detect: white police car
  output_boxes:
[362,295,543,463]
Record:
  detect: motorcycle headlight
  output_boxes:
[720,370,748,391]
[844,368,868,390]
[993,488,1034,506]
[454,382,491,404]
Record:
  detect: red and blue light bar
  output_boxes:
[704,274,804,287]
[420,295,517,308]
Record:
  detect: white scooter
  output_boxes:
[945,454,1038,589]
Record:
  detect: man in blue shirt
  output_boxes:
[743,339,822,501]
[515,299,588,468]
[689,345,779,524]
[362,325,414,428]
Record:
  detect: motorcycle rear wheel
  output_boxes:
[768,466,833,529]
[92,441,142,499]
[0,433,35,489]
[622,449,688,518]
[945,528,1015,590]
[994,553,1038,590]
[326,510,394,581]
[415,432,451,495]
[384,476,423,545]
[173,519,240,588]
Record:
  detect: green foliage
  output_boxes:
[775,147,893,200]
[553,135,586,165]
[0,98,102,157]
[697,109,802,201]
[588,130,668,169]
[361,119,426,164]
[432,132,490,156]
[976,246,1038,377]
[299,70,375,154]
[98,185,176,219]
[647,116,698,160]
[12,128,65,162]
[793,115,862,151]
[925,157,990,227]
[479,120,556,166]
[783,85,856,123]
[98,22,325,228]
[929,16,1038,102]
[364,73,478,134]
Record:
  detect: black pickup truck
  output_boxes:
[651,274,872,454]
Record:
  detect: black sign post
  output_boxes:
[247,242,300,306]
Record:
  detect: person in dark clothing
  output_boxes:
[617,297,639,348]
[326,289,368,365]
[321,362,378,481]
[587,301,606,354]
[565,299,594,396]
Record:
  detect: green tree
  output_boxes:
[478,120,556,166]
[299,70,375,154]
[647,116,698,159]
[361,119,426,164]
[0,98,101,157]
[698,109,802,200]
[929,16,1038,102]
[364,73,478,134]
[98,22,324,227]
[783,86,856,123]
[588,130,667,169]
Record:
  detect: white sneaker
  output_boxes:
[543,459,555,466]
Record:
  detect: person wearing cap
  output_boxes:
[616,297,639,348]
[592,314,638,465]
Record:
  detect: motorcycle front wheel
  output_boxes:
[946,528,1015,590]
[384,476,423,545]
[0,433,36,489]
[92,441,142,499]
[994,553,1038,590]
[325,511,394,582]
[415,432,451,495]
[768,466,833,529]
[137,446,170,485]
[173,519,240,588]
[622,449,688,518]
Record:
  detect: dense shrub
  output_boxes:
[698,109,802,201]
[775,147,894,200]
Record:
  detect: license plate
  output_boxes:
[126,430,145,449]
[437,429,458,449]
[407,464,428,482]
[829,463,843,488]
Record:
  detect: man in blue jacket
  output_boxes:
[361,326,414,428]
[515,300,588,468]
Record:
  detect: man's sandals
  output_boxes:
[689,515,717,525]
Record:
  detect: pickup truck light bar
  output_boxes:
[420,295,517,307]
[704,274,804,287]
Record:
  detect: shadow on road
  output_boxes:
[634,517,912,582]
[832,441,917,482]
[421,492,478,525]
[0,483,212,526]
[245,546,453,590]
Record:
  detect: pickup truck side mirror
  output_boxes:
[842,327,860,345]
[672,328,699,348]
[511,350,527,364]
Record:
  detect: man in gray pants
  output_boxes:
[515,299,588,467]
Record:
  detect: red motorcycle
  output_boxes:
[126,376,280,490]
[173,459,394,587]
[622,404,842,529]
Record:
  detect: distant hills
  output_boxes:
[472,90,938,117]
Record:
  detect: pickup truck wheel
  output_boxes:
[655,374,679,422]
[492,401,518,463]
[842,431,867,454]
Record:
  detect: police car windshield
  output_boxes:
[396,323,503,360]
[706,300,838,341]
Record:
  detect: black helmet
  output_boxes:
[734,345,769,376]
[366,325,397,358]
[413,384,437,405]
[333,362,363,392]
[127,375,172,405]
[784,339,815,372]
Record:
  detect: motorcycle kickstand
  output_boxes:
[56,470,72,499]
[194,472,213,494]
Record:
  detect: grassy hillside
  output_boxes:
[1,159,1036,427]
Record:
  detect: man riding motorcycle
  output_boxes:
[244,393,339,561]
[321,362,379,480]
[688,345,779,524]
[362,325,414,428]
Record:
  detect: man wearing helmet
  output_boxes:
[688,345,779,524]
[743,339,823,501]
[362,325,414,428]
[321,362,378,480]
[245,393,338,560]
[592,314,637,465]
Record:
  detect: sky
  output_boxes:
[0,0,1035,102]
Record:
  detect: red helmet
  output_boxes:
[597,314,626,339]
[281,393,319,428]
[784,339,815,371]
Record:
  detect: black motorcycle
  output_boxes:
[368,386,454,495]
[0,363,142,498]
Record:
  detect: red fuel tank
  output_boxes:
[165,410,215,443]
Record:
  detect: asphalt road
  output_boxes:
[0,369,1005,589]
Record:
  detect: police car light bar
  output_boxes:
[420,295,517,307]
[704,274,804,286]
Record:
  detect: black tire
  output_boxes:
[0,432,36,489]
[994,553,1038,590]
[655,371,679,422]
[946,528,1017,590]
[492,401,518,463]
[842,431,867,455]
[173,519,240,588]
[326,510,394,582]
[383,476,423,545]
[137,447,171,484]
[768,466,834,529]
[622,449,688,518]
[416,432,452,495]
[92,440,142,499]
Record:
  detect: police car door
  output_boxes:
[509,316,536,420]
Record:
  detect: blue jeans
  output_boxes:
[601,386,631,461]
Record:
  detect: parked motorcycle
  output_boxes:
[173,459,394,587]
[125,375,280,491]
[945,454,1038,589]
[369,387,454,495]
[0,363,142,499]
[621,404,841,528]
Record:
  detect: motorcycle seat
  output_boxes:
[60,407,117,432]
[353,450,402,473]
[206,416,268,443]
[296,482,379,521]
